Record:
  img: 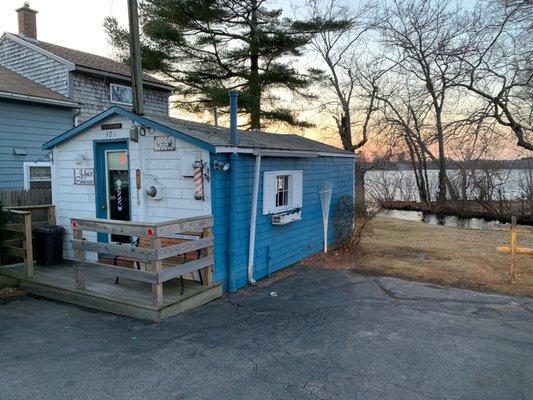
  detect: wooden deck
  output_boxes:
[0,262,222,322]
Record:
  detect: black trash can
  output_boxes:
[33,225,65,266]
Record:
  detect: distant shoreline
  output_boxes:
[380,200,533,226]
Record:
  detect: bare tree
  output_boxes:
[370,72,434,204]
[378,0,467,204]
[453,0,533,151]
[300,0,378,208]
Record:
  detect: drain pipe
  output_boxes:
[227,90,239,292]
[247,154,261,284]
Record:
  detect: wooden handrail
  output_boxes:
[71,239,158,261]
[8,209,31,215]
[6,205,54,211]
[70,215,213,238]
[0,206,55,276]
[70,216,215,306]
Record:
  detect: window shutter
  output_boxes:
[263,171,277,214]
[291,171,303,208]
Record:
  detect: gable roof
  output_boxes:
[0,65,79,108]
[3,33,174,92]
[43,106,353,157]
[149,114,353,155]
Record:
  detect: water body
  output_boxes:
[378,209,497,230]
[366,169,530,202]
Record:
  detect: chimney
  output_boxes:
[17,3,38,39]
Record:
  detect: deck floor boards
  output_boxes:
[0,262,222,321]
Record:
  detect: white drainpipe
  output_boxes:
[247,154,261,284]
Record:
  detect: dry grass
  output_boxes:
[306,217,533,297]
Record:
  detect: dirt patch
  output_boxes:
[0,286,25,303]
[304,217,533,297]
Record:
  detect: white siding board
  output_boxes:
[52,115,211,260]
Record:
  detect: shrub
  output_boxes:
[333,196,380,252]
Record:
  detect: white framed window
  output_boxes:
[110,83,133,105]
[23,162,52,189]
[276,175,290,208]
[263,170,303,215]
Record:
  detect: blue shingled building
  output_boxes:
[0,65,79,189]
[42,95,354,292]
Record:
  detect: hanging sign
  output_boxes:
[73,168,94,185]
[101,123,122,130]
[154,136,176,151]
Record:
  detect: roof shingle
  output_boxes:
[150,114,352,155]
[0,65,78,106]
[18,35,173,90]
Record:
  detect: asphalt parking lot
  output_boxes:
[1,265,532,400]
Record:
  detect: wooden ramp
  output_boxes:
[0,262,222,322]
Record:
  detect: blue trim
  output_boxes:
[42,106,216,153]
[93,140,130,243]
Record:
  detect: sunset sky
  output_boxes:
[0,0,521,159]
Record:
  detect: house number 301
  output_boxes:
[104,131,117,139]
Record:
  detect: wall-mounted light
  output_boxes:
[213,160,230,172]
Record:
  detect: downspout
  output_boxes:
[227,90,239,292]
[247,154,261,284]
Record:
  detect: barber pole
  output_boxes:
[116,179,124,212]
[193,161,204,200]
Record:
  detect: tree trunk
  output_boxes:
[436,121,447,205]
[249,0,261,130]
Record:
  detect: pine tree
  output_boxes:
[105,0,313,130]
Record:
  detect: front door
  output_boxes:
[94,141,130,243]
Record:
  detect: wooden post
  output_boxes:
[47,206,56,226]
[200,226,213,286]
[510,215,517,283]
[73,229,85,289]
[23,212,34,278]
[151,237,164,307]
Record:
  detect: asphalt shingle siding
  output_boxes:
[72,73,169,123]
[0,98,74,188]
[0,37,70,96]
[33,38,168,86]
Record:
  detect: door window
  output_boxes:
[105,150,130,242]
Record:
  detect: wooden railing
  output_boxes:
[70,215,214,307]
[495,216,533,282]
[1,205,56,276]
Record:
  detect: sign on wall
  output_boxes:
[154,136,176,151]
[101,123,122,130]
[73,168,94,185]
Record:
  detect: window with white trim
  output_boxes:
[275,175,289,207]
[263,170,303,214]
[23,162,52,189]
[110,83,133,105]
